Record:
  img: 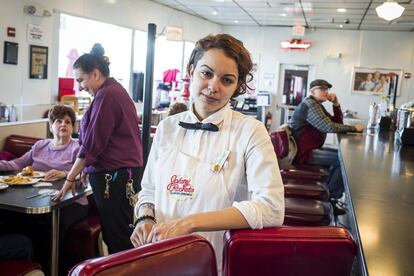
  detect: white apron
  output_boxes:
[154,112,233,271]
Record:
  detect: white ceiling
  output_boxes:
[150,0,414,32]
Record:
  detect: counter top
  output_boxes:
[339,131,414,276]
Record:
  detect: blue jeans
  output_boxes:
[308,148,344,199]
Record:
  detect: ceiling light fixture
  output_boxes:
[280,13,287,17]
[376,0,405,21]
[211,7,219,15]
[337,8,347,13]
[233,20,239,23]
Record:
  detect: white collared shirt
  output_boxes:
[137,105,285,229]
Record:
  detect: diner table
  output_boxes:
[338,130,414,276]
[0,175,92,276]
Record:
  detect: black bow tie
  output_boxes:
[179,121,219,132]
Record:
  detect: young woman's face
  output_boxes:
[74,68,98,95]
[50,115,73,140]
[189,49,239,119]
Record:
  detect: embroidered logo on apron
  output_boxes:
[166,174,194,201]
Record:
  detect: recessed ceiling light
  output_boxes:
[280,13,287,17]
[233,20,239,23]
[339,24,344,28]
[337,8,347,13]
[212,11,218,15]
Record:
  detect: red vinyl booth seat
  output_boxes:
[69,235,217,276]
[223,227,356,276]
[3,135,42,158]
[0,260,43,276]
[63,195,102,259]
[63,214,101,259]
[284,197,333,226]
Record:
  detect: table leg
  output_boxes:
[51,209,60,276]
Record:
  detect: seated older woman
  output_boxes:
[0,105,88,246]
[0,105,79,180]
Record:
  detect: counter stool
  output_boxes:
[223,227,356,276]
[284,197,333,226]
[69,235,217,276]
[283,179,330,201]
[269,130,330,182]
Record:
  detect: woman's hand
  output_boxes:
[80,172,89,187]
[52,179,76,201]
[148,218,193,243]
[130,221,156,247]
[44,169,66,181]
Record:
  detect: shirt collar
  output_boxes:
[187,103,231,129]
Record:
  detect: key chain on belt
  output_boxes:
[126,168,137,207]
[104,174,112,199]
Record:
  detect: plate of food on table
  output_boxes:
[0,183,9,190]
[17,166,45,178]
[0,175,40,185]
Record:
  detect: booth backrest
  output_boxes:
[69,235,217,276]
[3,135,42,157]
[223,227,356,276]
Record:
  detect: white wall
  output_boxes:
[224,26,414,128]
[0,0,221,120]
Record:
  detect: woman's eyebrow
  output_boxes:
[200,65,237,78]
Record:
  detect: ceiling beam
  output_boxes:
[233,0,262,27]
[357,0,374,30]
[299,0,309,28]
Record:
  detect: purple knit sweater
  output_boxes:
[0,139,79,173]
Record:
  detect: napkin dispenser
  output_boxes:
[396,107,414,145]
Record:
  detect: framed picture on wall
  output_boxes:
[3,41,18,65]
[351,67,402,96]
[29,45,48,79]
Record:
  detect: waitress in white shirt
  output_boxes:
[130,34,285,269]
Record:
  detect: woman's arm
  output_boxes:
[0,150,32,172]
[130,124,160,247]
[148,207,248,242]
[0,140,42,172]
[77,92,118,167]
[52,157,85,201]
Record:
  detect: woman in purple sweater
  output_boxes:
[0,105,79,179]
[54,44,143,254]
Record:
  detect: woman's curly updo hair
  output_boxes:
[73,43,110,76]
[48,105,76,126]
[186,34,253,98]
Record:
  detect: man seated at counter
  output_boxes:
[289,79,364,202]
[0,105,88,240]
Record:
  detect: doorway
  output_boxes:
[276,64,314,126]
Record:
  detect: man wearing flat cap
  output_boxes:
[289,79,364,202]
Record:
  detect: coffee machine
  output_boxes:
[396,103,414,145]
